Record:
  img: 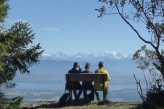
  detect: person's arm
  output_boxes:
[107,71,110,81]
[68,70,71,73]
[79,66,82,73]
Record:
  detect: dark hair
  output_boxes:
[73,62,78,68]
[98,61,104,68]
[85,62,90,69]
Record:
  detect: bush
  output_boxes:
[0,92,23,109]
[143,80,164,109]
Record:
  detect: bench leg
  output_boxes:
[95,91,100,100]
[69,90,72,100]
[103,90,107,100]
[103,90,105,100]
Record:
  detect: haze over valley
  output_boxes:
[3,51,146,103]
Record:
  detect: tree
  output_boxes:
[96,0,164,78]
[96,0,164,108]
[0,0,43,108]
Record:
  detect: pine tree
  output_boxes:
[0,0,43,108]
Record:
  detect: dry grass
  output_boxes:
[21,100,141,109]
[62,102,140,109]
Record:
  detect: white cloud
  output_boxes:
[41,27,61,31]
[6,19,60,32]
[6,18,30,24]
[5,18,14,24]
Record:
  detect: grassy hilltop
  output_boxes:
[21,100,142,109]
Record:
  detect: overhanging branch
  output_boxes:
[114,2,156,49]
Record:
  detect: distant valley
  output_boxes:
[4,51,147,103]
[14,51,145,85]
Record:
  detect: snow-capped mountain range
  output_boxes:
[41,51,132,61]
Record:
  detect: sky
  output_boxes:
[5,0,146,55]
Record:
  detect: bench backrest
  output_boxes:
[65,73,107,82]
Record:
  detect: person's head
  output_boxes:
[73,62,79,68]
[98,61,104,68]
[85,62,90,70]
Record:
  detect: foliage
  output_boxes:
[134,74,164,109]
[0,0,9,23]
[96,0,164,78]
[0,0,43,108]
[0,92,5,109]
[96,0,164,108]
[144,79,164,109]
[0,92,23,109]
[0,22,43,87]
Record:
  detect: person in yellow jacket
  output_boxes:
[94,61,110,100]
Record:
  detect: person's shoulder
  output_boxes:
[79,68,82,72]
[103,68,108,73]
[68,69,74,73]
[68,70,71,73]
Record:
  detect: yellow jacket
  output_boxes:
[94,67,110,90]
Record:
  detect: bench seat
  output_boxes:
[65,73,107,100]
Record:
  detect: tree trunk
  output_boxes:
[161,65,164,79]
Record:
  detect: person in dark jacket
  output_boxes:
[68,62,82,101]
[82,62,94,100]
[82,62,99,100]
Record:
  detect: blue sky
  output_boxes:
[6,0,146,55]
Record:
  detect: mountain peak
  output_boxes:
[41,51,131,61]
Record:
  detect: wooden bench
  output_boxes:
[65,73,107,100]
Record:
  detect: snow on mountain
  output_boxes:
[42,53,51,57]
[41,51,132,61]
[98,50,126,59]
